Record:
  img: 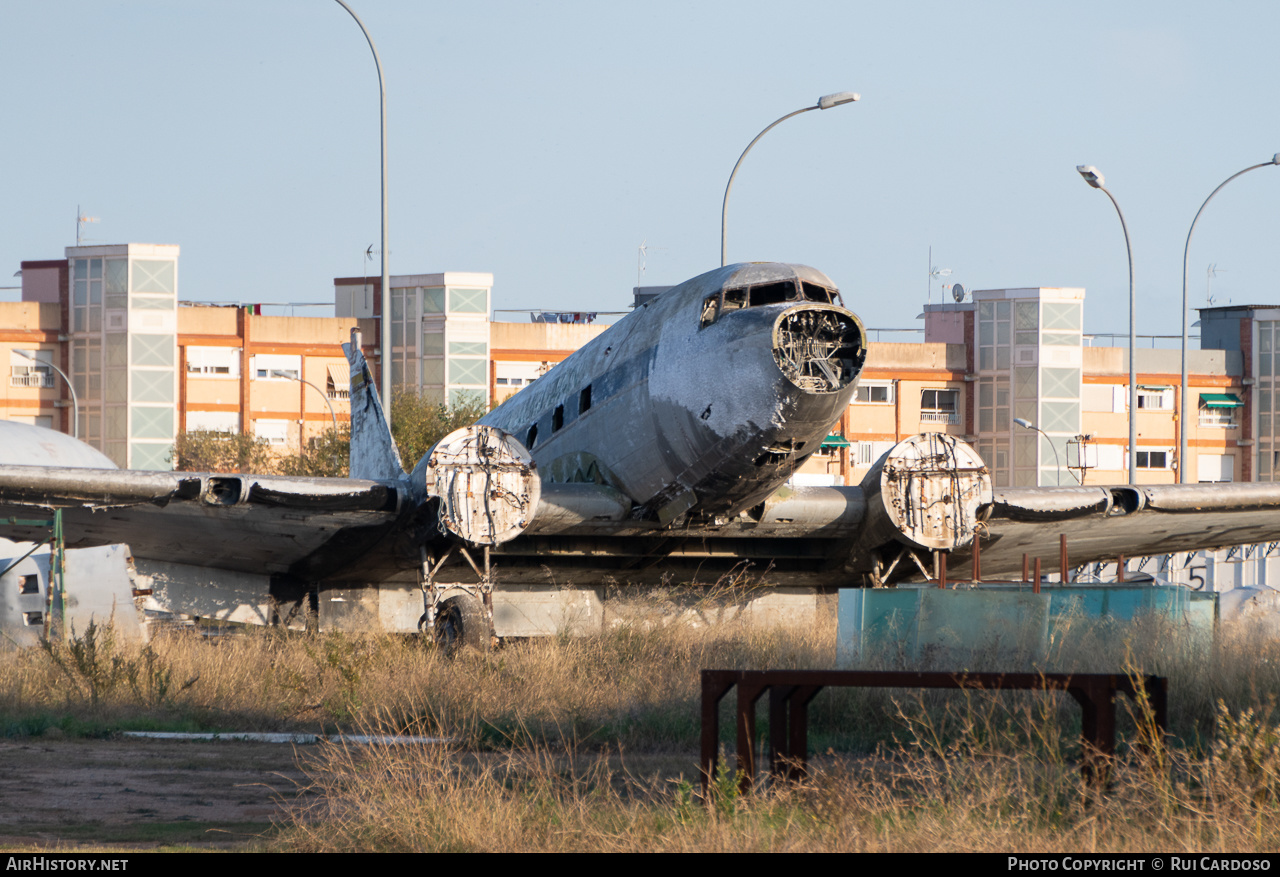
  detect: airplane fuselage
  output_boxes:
[469,263,867,524]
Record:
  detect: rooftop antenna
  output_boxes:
[637,239,668,288]
[75,205,99,246]
[927,246,951,305]
[1206,263,1225,307]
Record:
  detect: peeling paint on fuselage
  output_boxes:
[479,263,864,521]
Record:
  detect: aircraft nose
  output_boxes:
[772,305,866,394]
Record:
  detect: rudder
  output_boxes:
[342,328,406,481]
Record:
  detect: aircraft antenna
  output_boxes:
[75,205,99,246]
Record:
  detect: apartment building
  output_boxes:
[2,245,1256,485]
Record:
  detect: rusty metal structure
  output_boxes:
[700,669,1168,793]
[1,262,1280,640]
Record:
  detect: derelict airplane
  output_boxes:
[2,261,1280,645]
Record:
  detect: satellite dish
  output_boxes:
[951,283,966,303]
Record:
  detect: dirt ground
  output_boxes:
[0,737,308,849]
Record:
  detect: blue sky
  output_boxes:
[4,1,1279,336]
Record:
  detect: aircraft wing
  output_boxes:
[496,435,1280,587]
[0,465,404,578]
[953,482,1280,579]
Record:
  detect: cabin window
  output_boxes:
[526,424,538,449]
[579,385,592,414]
[18,574,39,595]
[553,404,564,432]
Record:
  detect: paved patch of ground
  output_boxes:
[0,737,308,849]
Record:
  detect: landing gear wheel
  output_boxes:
[433,595,489,655]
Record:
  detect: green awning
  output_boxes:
[1200,393,1243,408]
[820,434,851,449]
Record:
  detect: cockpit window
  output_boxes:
[801,282,842,306]
[747,282,795,306]
[700,280,843,328]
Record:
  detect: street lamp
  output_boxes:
[270,370,339,436]
[334,1,391,419]
[1014,417,1062,486]
[1178,154,1280,483]
[1077,165,1137,484]
[720,91,859,267]
[15,349,77,439]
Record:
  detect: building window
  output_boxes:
[1198,394,1241,428]
[920,389,960,424]
[250,354,301,381]
[854,381,894,404]
[9,350,54,388]
[325,365,350,400]
[1136,387,1173,410]
[254,419,290,446]
[187,411,240,433]
[186,346,239,378]
[1136,450,1171,469]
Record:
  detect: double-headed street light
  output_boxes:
[720,92,859,267]
[1077,165,1137,484]
[1178,154,1280,483]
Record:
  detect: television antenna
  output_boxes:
[637,239,668,288]
[75,205,99,246]
[1206,263,1226,306]
[927,246,951,304]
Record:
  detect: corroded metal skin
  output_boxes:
[842,434,992,580]
[425,425,539,546]
[344,328,405,482]
[479,263,866,523]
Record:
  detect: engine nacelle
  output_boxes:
[426,426,541,546]
[843,433,992,578]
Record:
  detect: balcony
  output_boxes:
[9,373,54,389]
[1199,410,1238,429]
[920,410,960,425]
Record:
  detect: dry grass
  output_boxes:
[272,690,1280,852]
[5,593,1280,850]
[0,596,833,745]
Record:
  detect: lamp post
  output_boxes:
[720,92,859,267]
[15,349,77,439]
[271,370,339,436]
[1077,165,1136,484]
[1014,417,1062,486]
[1179,154,1280,483]
[334,1,391,419]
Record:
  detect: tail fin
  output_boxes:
[342,329,406,481]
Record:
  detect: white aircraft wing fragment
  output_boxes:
[0,465,403,577]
